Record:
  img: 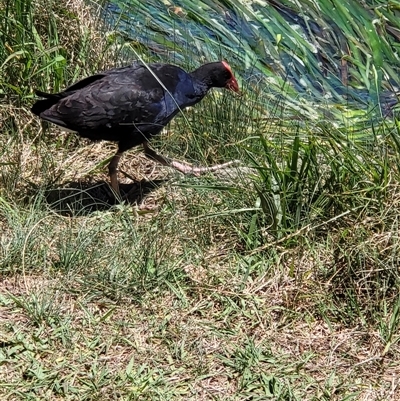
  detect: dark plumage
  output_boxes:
[31,61,240,194]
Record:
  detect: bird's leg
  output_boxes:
[142,141,175,167]
[142,142,241,175]
[108,152,122,195]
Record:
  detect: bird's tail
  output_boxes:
[31,90,62,116]
[35,90,55,99]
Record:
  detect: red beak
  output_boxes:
[226,77,240,93]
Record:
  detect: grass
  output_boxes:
[1,0,400,400]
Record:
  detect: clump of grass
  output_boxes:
[0,0,118,100]
[245,119,399,239]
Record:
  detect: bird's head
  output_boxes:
[192,61,240,93]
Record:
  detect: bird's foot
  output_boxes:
[170,159,242,176]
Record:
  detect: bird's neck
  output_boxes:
[190,66,214,94]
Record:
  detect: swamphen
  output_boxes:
[31,61,240,194]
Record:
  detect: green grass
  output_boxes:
[2,0,400,400]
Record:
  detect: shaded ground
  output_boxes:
[44,179,166,215]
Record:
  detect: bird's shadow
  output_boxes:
[44,180,165,215]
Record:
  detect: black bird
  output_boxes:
[31,61,240,194]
